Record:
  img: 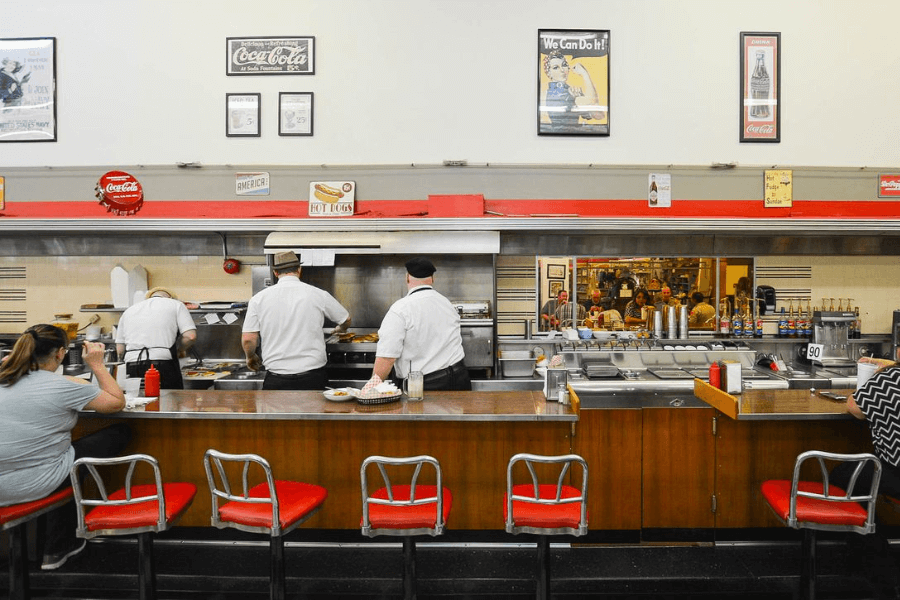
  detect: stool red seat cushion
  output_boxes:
[84,483,197,532]
[218,480,327,529]
[761,480,868,528]
[0,487,73,528]
[504,484,585,530]
[363,484,452,530]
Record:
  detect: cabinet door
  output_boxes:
[642,407,716,529]
[574,409,643,531]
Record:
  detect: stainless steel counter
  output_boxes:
[88,389,576,422]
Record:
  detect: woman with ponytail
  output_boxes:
[0,324,130,569]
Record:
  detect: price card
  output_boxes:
[806,343,825,361]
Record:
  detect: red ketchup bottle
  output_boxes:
[144,365,160,398]
[709,361,721,390]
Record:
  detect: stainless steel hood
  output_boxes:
[264,231,500,256]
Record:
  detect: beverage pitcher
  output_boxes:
[404,370,424,401]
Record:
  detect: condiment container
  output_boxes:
[144,365,160,397]
[52,314,79,341]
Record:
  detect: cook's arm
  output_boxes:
[332,316,351,334]
[179,329,197,355]
[372,356,396,382]
[241,332,262,371]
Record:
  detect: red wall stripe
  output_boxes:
[1,199,899,220]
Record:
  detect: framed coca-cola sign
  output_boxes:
[740,32,780,143]
[226,37,315,76]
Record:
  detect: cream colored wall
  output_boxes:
[755,256,900,334]
[0,255,254,336]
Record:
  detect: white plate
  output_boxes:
[324,388,357,402]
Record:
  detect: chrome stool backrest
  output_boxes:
[505,453,589,536]
[787,450,881,534]
[70,453,168,538]
[360,454,445,537]
[202,449,284,536]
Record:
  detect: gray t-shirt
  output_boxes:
[0,370,100,505]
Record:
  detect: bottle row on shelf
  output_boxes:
[714,297,862,339]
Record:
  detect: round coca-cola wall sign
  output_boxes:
[95,171,144,216]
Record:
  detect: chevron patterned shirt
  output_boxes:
[854,366,900,468]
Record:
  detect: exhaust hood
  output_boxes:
[264,231,500,258]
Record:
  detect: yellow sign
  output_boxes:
[764,169,792,207]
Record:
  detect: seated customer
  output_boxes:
[623,289,650,326]
[688,292,716,329]
[0,325,130,570]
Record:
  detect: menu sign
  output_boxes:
[226,37,315,75]
[878,174,900,198]
[764,169,792,208]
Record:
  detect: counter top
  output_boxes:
[85,389,576,422]
[694,379,856,421]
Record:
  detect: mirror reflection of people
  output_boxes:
[655,286,679,309]
[584,290,604,318]
[542,49,605,131]
[540,289,568,331]
[688,292,716,329]
[597,297,623,327]
[623,289,650,326]
[554,295,586,329]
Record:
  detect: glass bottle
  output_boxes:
[804,299,813,337]
[854,306,862,338]
[732,307,743,337]
[796,301,806,340]
[754,300,764,337]
[750,51,771,119]
[719,298,731,337]
[786,299,796,338]
[778,307,788,338]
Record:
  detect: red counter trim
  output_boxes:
[2,199,899,219]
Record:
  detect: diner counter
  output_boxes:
[694,379,856,421]
[82,389,577,422]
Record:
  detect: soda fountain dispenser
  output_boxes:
[810,309,857,367]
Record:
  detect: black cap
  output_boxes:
[405,257,436,279]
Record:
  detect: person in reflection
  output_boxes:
[623,288,650,326]
[242,251,351,391]
[0,325,130,570]
[116,287,197,389]
[688,292,716,329]
[366,257,470,391]
[596,297,623,327]
[583,290,604,319]
[554,293,586,329]
[654,286,680,309]
[540,289,568,331]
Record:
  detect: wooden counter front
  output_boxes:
[78,390,575,529]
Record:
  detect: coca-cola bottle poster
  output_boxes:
[0,37,56,142]
[538,29,610,136]
[740,32,780,143]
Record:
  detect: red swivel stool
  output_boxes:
[1,487,74,600]
[69,454,196,600]
[504,453,589,600]
[203,449,327,600]
[761,450,882,600]
[360,455,451,600]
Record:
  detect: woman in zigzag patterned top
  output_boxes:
[839,357,900,498]
[836,357,900,600]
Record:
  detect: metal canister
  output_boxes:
[653,310,663,339]
[678,305,689,339]
[667,305,677,339]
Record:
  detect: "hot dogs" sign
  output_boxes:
[308,181,355,217]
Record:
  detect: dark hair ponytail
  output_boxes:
[0,324,68,386]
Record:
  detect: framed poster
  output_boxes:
[279,92,313,136]
[547,264,566,279]
[538,29,609,136]
[0,37,56,142]
[740,32,780,143]
[549,280,564,299]
[226,93,260,137]
[226,37,315,75]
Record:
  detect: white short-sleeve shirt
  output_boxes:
[243,275,350,375]
[375,286,465,379]
[116,297,197,362]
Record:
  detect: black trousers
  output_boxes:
[126,358,184,390]
[45,423,133,554]
[423,360,471,391]
[263,367,327,391]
